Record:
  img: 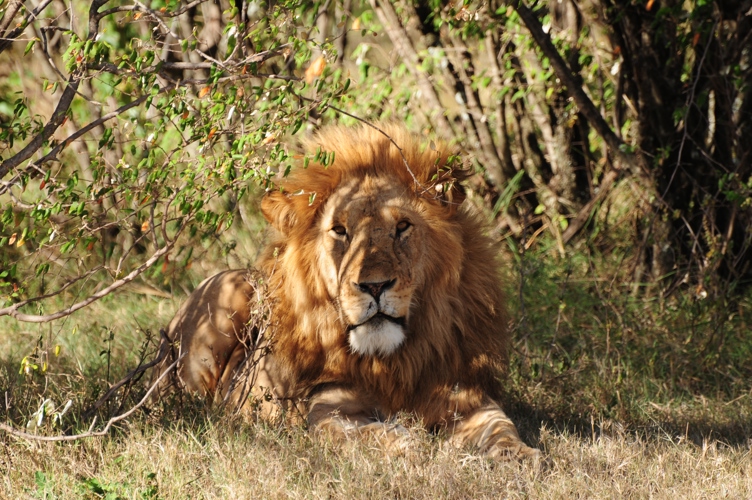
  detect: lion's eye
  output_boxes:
[396,220,411,234]
[331,225,347,236]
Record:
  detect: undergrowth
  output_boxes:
[1,230,751,497]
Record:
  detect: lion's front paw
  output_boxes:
[359,422,416,455]
[484,440,543,461]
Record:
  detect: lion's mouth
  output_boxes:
[348,312,405,331]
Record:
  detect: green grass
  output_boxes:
[1,237,752,498]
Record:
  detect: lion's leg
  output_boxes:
[449,402,540,460]
[307,386,411,452]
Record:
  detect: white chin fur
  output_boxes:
[348,320,405,356]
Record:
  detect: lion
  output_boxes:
[152,123,540,459]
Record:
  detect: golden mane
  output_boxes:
[258,123,509,428]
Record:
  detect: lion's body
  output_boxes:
[154,124,538,458]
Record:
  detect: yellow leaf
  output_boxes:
[352,17,361,31]
[199,86,211,98]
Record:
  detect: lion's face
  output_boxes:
[315,175,429,357]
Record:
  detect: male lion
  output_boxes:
[153,124,539,459]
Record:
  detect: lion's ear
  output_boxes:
[261,190,298,235]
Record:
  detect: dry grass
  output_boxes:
[1,416,750,499]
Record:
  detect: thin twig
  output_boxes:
[1,237,180,323]
[0,266,104,316]
[84,328,172,418]
[0,353,185,442]
[661,19,718,200]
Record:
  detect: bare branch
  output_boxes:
[0,353,184,442]
[1,235,180,322]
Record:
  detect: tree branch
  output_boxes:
[1,236,180,323]
[503,0,636,170]
[0,78,80,179]
[500,0,651,243]
[0,0,111,180]
[0,0,55,55]
[0,353,184,442]
[369,0,454,138]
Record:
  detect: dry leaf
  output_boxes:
[199,86,211,98]
[8,233,17,245]
[305,56,326,84]
[262,134,276,145]
[141,221,150,232]
[352,17,361,31]
[646,0,655,10]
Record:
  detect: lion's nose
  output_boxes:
[357,279,396,299]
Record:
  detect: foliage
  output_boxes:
[0,0,350,328]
